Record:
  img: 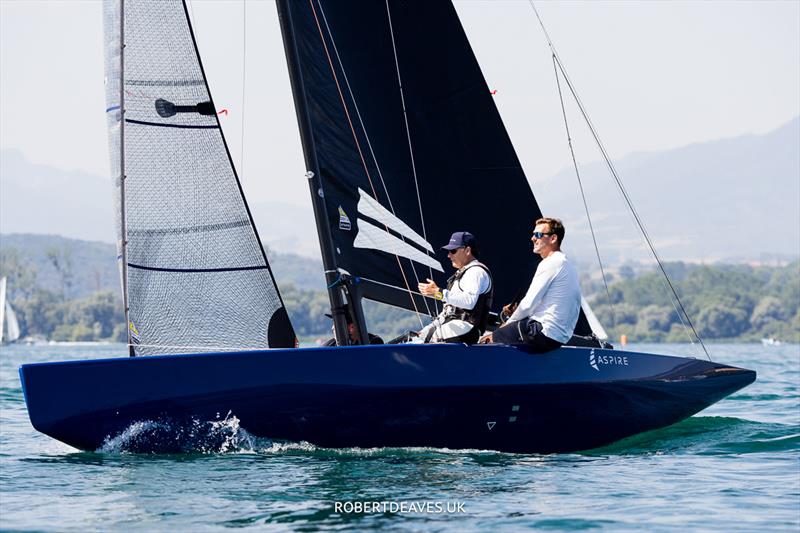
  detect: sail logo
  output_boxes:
[338,207,351,231]
[352,188,443,272]
[589,348,629,371]
[129,321,141,345]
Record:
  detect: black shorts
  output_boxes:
[492,318,562,353]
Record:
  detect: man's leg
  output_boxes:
[429,319,474,343]
[441,326,480,345]
[493,318,562,353]
[492,320,525,344]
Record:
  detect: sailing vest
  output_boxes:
[443,261,494,332]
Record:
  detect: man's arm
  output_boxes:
[507,259,560,322]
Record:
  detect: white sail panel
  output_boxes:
[356,188,433,252]
[0,278,21,344]
[5,302,20,343]
[354,219,444,272]
[0,277,6,344]
[581,296,608,340]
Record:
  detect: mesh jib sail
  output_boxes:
[104,0,295,354]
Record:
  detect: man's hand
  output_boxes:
[418,278,439,297]
[502,302,518,318]
[478,332,493,344]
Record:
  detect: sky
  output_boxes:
[1,0,799,212]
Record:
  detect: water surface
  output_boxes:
[1,343,797,531]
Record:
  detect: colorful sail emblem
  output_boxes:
[128,321,141,345]
[338,206,351,231]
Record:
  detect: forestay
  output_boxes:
[103,0,295,354]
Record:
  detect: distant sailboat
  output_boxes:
[0,277,21,345]
[18,0,755,453]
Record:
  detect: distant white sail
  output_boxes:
[0,277,6,344]
[5,301,20,343]
[0,277,21,344]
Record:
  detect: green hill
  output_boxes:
[589,261,800,343]
[2,234,796,343]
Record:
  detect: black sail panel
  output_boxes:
[284,0,592,335]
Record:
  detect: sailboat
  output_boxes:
[19,0,754,454]
[0,277,21,345]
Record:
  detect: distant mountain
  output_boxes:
[534,116,800,264]
[0,150,116,243]
[2,117,798,264]
[0,233,120,300]
[0,234,324,299]
[0,149,321,258]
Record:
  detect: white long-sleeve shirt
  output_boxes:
[416,260,491,342]
[507,251,581,343]
[442,260,491,310]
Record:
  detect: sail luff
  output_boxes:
[275,0,353,345]
[118,0,134,356]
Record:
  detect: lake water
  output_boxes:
[1,343,797,531]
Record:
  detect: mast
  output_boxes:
[275,0,355,345]
[118,0,134,357]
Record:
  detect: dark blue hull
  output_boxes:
[19,344,755,453]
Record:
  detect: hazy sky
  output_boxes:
[1,0,798,210]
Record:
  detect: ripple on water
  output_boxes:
[588,416,800,456]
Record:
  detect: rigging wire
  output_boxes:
[316,0,433,325]
[551,54,616,331]
[308,0,426,327]
[384,0,441,320]
[529,1,710,360]
[240,0,247,175]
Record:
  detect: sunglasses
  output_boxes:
[532,231,554,239]
[446,247,463,255]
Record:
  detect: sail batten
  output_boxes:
[104,0,296,354]
[125,119,220,130]
[125,79,205,87]
[126,219,251,237]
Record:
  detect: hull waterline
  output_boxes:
[19,344,755,453]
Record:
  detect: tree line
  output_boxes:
[588,261,799,343]
[1,244,797,344]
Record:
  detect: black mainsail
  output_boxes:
[104,0,296,354]
[277,0,592,336]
